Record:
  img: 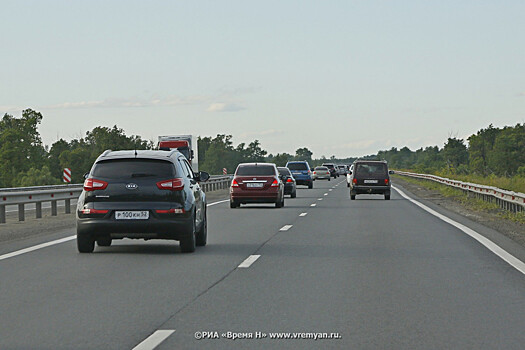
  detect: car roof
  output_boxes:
[96,150,181,162]
[353,160,387,163]
[238,162,276,166]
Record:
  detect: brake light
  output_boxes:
[155,208,185,214]
[81,209,109,214]
[232,179,240,187]
[353,178,357,184]
[84,178,108,191]
[385,179,389,185]
[156,178,184,191]
[271,179,279,187]
[313,171,317,174]
[307,170,311,174]
[286,178,293,183]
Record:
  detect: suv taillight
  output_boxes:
[80,209,109,214]
[156,178,184,191]
[271,179,279,187]
[353,178,357,184]
[84,178,108,191]
[286,178,293,183]
[385,179,389,185]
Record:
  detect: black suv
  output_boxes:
[76,150,210,253]
[349,160,393,200]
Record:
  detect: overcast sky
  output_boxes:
[1,0,524,158]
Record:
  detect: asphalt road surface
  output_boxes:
[0,179,524,349]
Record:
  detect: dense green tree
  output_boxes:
[295,147,313,161]
[442,138,468,171]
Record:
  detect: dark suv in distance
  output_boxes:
[76,149,210,253]
[285,161,313,189]
[230,163,284,208]
[349,160,393,200]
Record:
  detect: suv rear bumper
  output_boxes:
[351,185,391,195]
[76,215,193,240]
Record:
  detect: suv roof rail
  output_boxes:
[101,149,112,157]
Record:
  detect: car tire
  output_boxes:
[230,199,238,208]
[328,178,331,181]
[275,197,283,208]
[77,234,95,253]
[347,182,350,187]
[384,194,390,200]
[196,209,207,247]
[180,216,196,253]
[96,237,112,247]
[350,194,356,200]
[308,182,313,189]
[291,190,297,198]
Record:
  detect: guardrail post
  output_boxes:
[18,203,25,221]
[36,202,42,218]
[51,200,57,216]
[65,199,71,214]
[0,205,5,224]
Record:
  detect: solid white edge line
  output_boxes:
[0,236,76,261]
[392,185,525,275]
[0,199,231,262]
[299,213,308,217]
[133,330,175,350]
[238,254,261,268]
[280,225,293,231]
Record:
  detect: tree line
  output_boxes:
[1,109,523,188]
[376,123,524,177]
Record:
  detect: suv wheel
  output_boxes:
[308,182,313,189]
[96,237,112,247]
[196,210,207,246]
[291,189,297,198]
[384,193,390,200]
[180,216,196,253]
[77,233,95,253]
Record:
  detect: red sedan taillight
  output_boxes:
[231,179,240,187]
[271,179,279,187]
[156,178,184,191]
[83,178,108,191]
[286,178,293,183]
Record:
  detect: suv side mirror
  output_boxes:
[389,170,394,175]
[348,171,352,175]
[197,171,210,182]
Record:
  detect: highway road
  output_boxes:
[0,179,524,349]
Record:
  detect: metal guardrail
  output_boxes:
[0,175,231,224]
[395,171,525,213]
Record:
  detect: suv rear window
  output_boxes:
[92,159,176,179]
[236,165,276,176]
[354,163,387,176]
[287,163,308,171]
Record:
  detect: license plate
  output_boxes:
[246,183,264,188]
[364,179,378,184]
[115,211,149,220]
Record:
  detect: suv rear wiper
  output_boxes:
[131,173,156,178]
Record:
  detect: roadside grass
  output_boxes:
[394,174,525,224]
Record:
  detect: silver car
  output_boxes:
[313,166,331,181]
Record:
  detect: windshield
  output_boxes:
[92,159,176,179]
[287,163,308,171]
[236,165,276,176]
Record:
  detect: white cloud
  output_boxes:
[239,129,284,139]
[206,103,245,112]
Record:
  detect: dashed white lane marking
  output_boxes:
[280,225,293,231]
[238,255,261,268]
[299,213,308,217]
[310,203,317,207]
[133,330,175,350]
[324,193,328,196]
[393,185,525,275]
[329,189,333,191]
[317,198,323,201]
[0,199,230,262]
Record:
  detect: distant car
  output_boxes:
[322,163,338,178]
[349,160,393,200]
[313,166,331,181]
[278,167,297,198]
[230,163,285,208]
[76,149,210,253]
[285,161,313,189]
[337,165,347,176]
